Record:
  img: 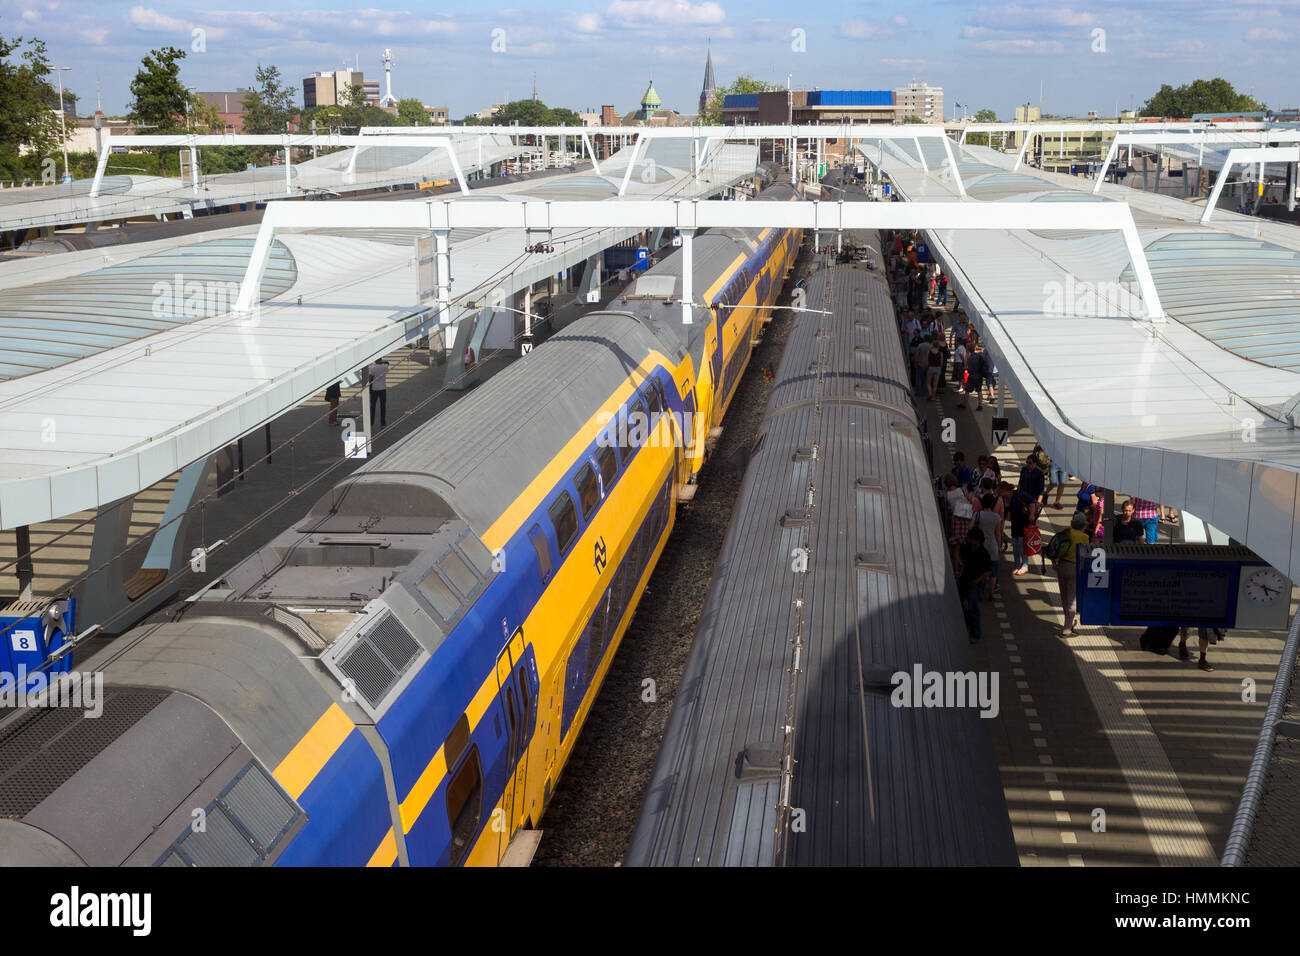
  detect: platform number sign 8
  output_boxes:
[10,629,37,653]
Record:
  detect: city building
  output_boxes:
[722,89,895,126]
[894,80,943,123]
[303,69,364,109]
[425,106,450,124]
[195,89,250,133]
[621,79,690,126]
[1006,105,1142,175]
[470,104,504,120]
[364,80,381,106]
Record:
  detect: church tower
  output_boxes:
[699,45,716,116]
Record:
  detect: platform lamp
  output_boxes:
[53,66,71,183]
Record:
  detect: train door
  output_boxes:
[492,628,528,861]
[710,305,724,391]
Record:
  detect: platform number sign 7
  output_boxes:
[10,629,37,653]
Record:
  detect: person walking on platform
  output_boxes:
[368,358,390,428]
[1053,511,1092,636]
[937,272,949,306]
[956,527,994,643]
[1177,627,1219,672]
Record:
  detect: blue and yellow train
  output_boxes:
[0,184,804,867]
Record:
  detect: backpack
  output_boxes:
[1046,528,1073,563]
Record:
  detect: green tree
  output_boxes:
[128,46,188,133]
[700,75,779,124]
[186,93,222,133]
[396,97,427,125]
[0,32,59,179]
[241,64,296,134]
[900,114,924,124]
[1140,78,1265,119]
[965,107,998,147]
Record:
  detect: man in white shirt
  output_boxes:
[368,359,389,428]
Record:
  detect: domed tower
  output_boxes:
[640,79,661,119]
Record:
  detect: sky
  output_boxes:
[1,0,1294,120]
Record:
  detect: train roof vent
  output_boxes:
[626,274,677,300]
[154,761,302,867]
[322,606,429,719]
[0,687,169,818]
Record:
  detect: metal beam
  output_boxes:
[90,132,458,198]
[233,197,1166,322]
[1093,129,1300,194]
[1201,146,1300,223]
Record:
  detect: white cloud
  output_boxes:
[79,26,109,44]
[21,8,38,21]
[129,5,188,32]
[1246,26,1290,40]
[839,19,896,39]
[882,57,927,69]
[606,0,725,27]
[575,12,601,32]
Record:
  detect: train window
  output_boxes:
[445,748,483,867]
[608,563,628,639]
[439,549,479,598]
[575,462,600,520]
[505,686,519,762]
[644,382,662,419]
[596,445,618,491]
[444,714,471,767]
[617,409,636,465]
[629,398,649,447]
[528,524,552,582]
[588,592,609,674]
[548,492,580,555]
[418,569,460,620]
[516,662,532,733]
[653,379,668,414]
[585,594,608,678]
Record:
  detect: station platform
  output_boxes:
[0,275,629,626]
[918,301,1291,866]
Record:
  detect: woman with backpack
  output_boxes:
[1049,511,1092,636]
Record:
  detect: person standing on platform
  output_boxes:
[975,494,1003,597]
[1011,454,1046,575]
[1113,499,1143,544]
[1131,496,1160,543]
[957,527,994,642]
[952,338,967,389]
[368,358,390,429]
[325,381,341,426]
[1075,477,1099,517]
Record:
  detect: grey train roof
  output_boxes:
[625,233,1016,866]
[361,184,800,537]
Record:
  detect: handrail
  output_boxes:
[1221,604,1300,865]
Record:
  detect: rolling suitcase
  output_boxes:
[1139,626,1179,654]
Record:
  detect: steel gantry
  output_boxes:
[233,196,1167,325]
[88,132,471,198]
